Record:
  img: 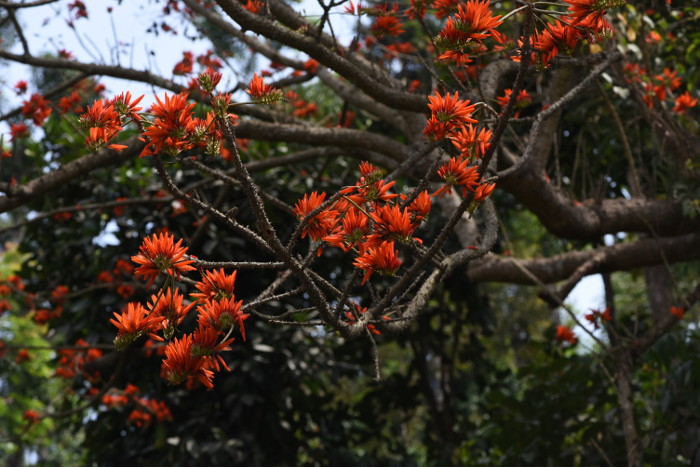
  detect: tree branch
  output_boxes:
[468,233,700,284]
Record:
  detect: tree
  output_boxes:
[0,0,698,465]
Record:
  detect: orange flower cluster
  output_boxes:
[584,307,612,330]
[450,124,492,160]
[555,325,578,346]
[14,80,28,95]
[131,232,196,287]
[669,306,684,319]
[102,384,172,427]
[564,0,626,32]
[435,0,503,66]
[23,409,41,424]
[137,88,234,157]
[76,74,237,158]
[79,92,143,151]
[140,93,196,156]
[246,73,284,104]
[423,91,477,140]
[9,122,29,142]
[430,123,496,201]
[54,339,103,381]
[159,268,248,388]
[285,90,318,119]
[623,63,698,114]
[673,92,698,114]
[173,51,195,75]
[512,0,628,69]
[32,306,63,325]
[21,93,53,126]
[111,232,248,389]
[95,258,135,297]
[57,91,83,114]
[496,89,531,118]
[128,399,172,427]
[294,162,432,286]
[371,15,405,38]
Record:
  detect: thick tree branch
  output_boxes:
[0,49,181,91]
[468,233,700,284]
[0,0,58,8]
[501,167,699,238]
[215,0,429,113]
[234,119,409,162]
[0,138,143,213]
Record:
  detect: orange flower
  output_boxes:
[14,80,28,95]
[474,182,496,201]
[191,324,235,372]
[555,325,578,345]
[424,91,477,140]
[406,0,427,19]
[353,241,402,284]
[9,122,29,141]
[197,68,223,93]
[111,302,162,348]
[161,334,215,388]
[131,232,196,287]
[244,0,263,13]
[406,191,432,226]
[669,306,684,319]
[51,285,70,304]
[192,269,238,302]
[147,288,196,334]
[246,73,283,104]
[453,0,504,43]
[564,0,625,32]
[433,157,480,198]
[435,0,503,57]
[293,192,338,241]
[23,409,41,423]
[197,296,250,341]
[359,161,383,182]
[371,16,405,37]
[495,89,532,117]
[370,204,415,243]
[303,59,319,74]
[80,99,125,150]
[654,68,682,97]
[173,51,194,75]
[140,92,195,157]
[323,207,369,252]
[97,271,114,283]
[21,93,53,126]
[450,124,492,159]
[80,99,121,129]
[16,349,31,363]
[108,91,144,122]
[584,307,612,329]
[673,92,698,114]
[433,0,460,19]
[114,258,134,277]
[342,179,398,205]
[530,21,582,68]
[57,91,82,114]
[86,127,123,151]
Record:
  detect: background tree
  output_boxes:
[0,0,698,465]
